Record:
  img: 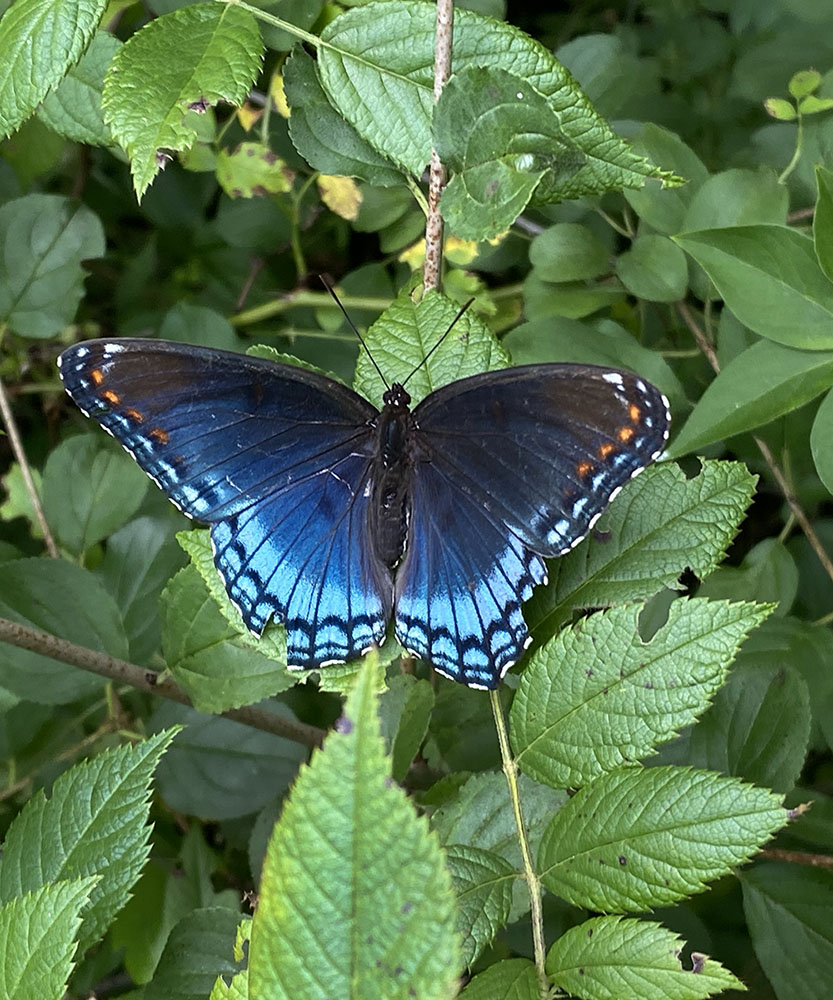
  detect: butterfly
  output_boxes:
[58,338,670,689]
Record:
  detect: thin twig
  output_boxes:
[423,0,454,292]
[0,373,59,558]
[490,690,549,999]
[676,299,719,371]
[760,847,833,870]
[0,616,326,749]
[676,301,833,589]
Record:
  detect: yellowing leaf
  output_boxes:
[270,72,290,118]
[318,175,362,220]
[444,236,479,265]
[216,142,294,199]
[236,102,263,132]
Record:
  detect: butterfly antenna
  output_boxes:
[320,276,390,390]
[401,297,475,390]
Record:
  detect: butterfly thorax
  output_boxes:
[369,384,414,569]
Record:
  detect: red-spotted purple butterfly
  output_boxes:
[58,339,669,689]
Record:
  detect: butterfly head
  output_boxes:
[382,383,412,412]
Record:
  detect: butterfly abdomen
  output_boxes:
[368,387,414,570]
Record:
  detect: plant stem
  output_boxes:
[489,690,549,998]
[0,616,326,748]
[778,113,804,185]
[0,370,59,558]
[230,290,392,327]
[423,0,454,292]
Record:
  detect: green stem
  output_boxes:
[489,690,549,998]
[290,173,318,279]
[778,113,804,184]
[222,0,322,47]
[230,291,393,327]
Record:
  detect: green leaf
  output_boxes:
[504,316,684,405]
[681,169,789,231]
[0,730,176,952]
[547,916,743,1000]
[529,223,610,283]
[143,906,244,1000]
[354,289,510,407]
[741,863,833,1000]
[673,226,833,349]
[675,658,811,794]
[614,234,689,302]
[160,301,245,351]
[0,558,126,703]
[216,142,294,199]
[0,878,99,1000]
[161,564,293,714]
[151,702,308,821]
[523,271,626,320]
[698,538,798,615]
[811,387,833,494]
[441,158,545,242]
[512,599,772,789]
[211,968,248,1000]
[102,3,263,198]
[730,617,833,750]
[446,844,516,968]
[813,164,833,283]
[431,770,559,922]
[668,340,833,457]
[789,69,822,99]
[458,958,539,999]
[43,435,150,555]
[435,67,584,240]
[283,47,402,187]
[0,463,43,537]
[526,461,757,640]
[318,1,673,193]
[623,123,709,235]
[765,96,798,120]
[0,193,105,338]
[97,514,187,663]
[249,658,460,1000]
[379,674,435,783]
[176,529,285,663]
[38,31,120,145]
[0,0,108,139]
[798,94,833,114]
[538,766,786,912]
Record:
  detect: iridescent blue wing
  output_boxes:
[395,364,670,688]
[58,339,391,666]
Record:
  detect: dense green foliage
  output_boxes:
[1,1,832,998]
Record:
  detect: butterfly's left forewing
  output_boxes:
[59,340,391,667]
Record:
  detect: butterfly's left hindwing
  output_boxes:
[59,340,391,666]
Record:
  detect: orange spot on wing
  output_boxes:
[90,369,104,385]
[149,427,169,445]
[101,389,120,405]
[599,442,615,459]
[125,408,144,423]
[618,426,634,443]
[629,403,641,423]
[576,461,593,478]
